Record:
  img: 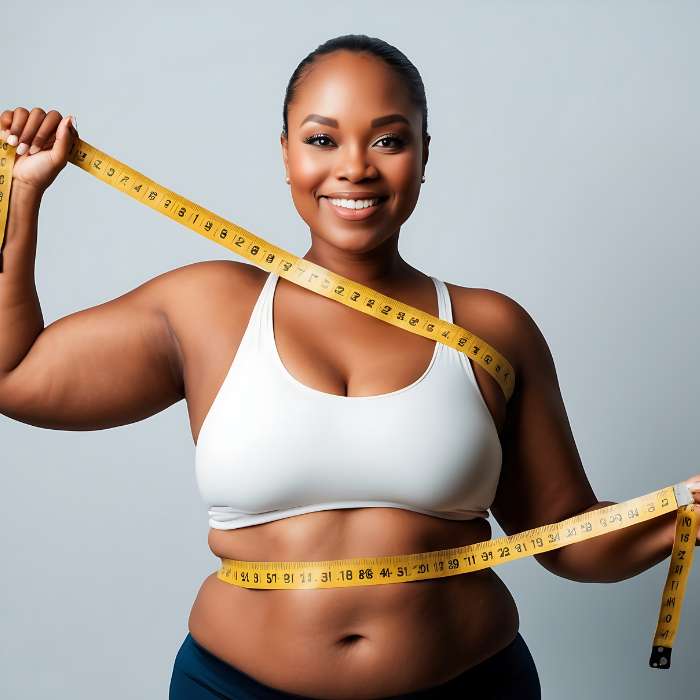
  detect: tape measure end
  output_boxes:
[649,645,672,669]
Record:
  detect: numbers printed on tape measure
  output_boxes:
[0,140,16,259]
[0,134,696,669]
[214,485,695,590]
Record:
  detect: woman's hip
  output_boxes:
[169,629,540,699]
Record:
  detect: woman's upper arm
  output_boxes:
[0,269,185,431]
[488,294,600,570]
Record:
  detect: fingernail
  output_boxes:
[7,134,18,146]
[69,115,77,130]
[16,143,28,156]
[29,144,40,155]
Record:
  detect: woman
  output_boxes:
[1,34,698,700]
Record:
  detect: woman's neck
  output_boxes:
[301,234,420,288]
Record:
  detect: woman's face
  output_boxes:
[281,50,429,255]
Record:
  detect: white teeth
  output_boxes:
[328,197,381,209]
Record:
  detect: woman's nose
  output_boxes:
[334,145,378,181]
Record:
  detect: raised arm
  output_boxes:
[0,106,184,431]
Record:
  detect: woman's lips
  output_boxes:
[320,196,387,221]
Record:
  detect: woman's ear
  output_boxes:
[280,132,290,180]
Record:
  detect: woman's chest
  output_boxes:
[179,273,506,448]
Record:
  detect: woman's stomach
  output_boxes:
[187,506,520,700]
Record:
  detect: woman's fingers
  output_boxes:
[1,107,76,192]
[685,476,700,491]
[0,108,72,156]
[14,107,47,155]
[0,109,14,133]
[7,107,30,146]
[684,476,700,508]
[28,110,62,155]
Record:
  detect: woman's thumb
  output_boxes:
[52,114,77,164]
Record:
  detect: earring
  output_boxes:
[421,175,425,183]
[285,176,290,184]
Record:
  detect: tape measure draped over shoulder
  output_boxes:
[0,136,515,401]
[0,134,697,670]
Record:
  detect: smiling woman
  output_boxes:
[18,28,700,700]
[169,34,544,700]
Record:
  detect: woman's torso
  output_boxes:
[170,260,518,699]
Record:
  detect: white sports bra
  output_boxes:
[194,272,503,530]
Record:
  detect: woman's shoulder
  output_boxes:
[148,259,267,330]
[443,280,542,384]
[444,280,532,330]
[153,259,264,302]
[155,259,264,289]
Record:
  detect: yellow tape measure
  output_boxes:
[218,484,697,668]
[0,134,697,669]
[0,136,514,401]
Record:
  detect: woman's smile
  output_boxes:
[319,194,389,221]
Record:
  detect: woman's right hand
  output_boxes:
[0,107,78,195]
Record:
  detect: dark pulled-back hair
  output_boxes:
[282,34,429,142]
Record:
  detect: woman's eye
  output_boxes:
[302,134,405,149]
[304,134,334,147]
[375,135,405,148]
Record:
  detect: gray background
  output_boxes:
[1,0,698,697]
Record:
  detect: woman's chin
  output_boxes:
[321,229,386,253]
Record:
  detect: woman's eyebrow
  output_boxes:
[300,113,410,128]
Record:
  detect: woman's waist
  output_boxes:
[203,505,502,631]
[187,568,520,698]
[193,508,517,662]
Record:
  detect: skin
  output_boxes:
[1,50,699,699]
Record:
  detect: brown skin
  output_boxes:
[1,51,699,699]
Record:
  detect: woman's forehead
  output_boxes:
[288,53,417,129]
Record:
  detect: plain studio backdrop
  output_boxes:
[1,1,698,698]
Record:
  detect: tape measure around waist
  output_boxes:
[0,136,515,401]
[0,135,697,670]
[214,485,697,669]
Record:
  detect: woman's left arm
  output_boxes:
[485,292,700,584]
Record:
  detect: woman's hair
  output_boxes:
[282,34,429,143]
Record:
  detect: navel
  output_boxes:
[336,633,366,647]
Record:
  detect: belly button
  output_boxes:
[337,633,365,646]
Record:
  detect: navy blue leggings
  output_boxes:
[169,630,541,699]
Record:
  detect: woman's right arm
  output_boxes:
[0,106,185,430]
